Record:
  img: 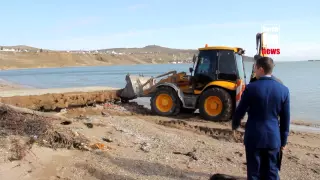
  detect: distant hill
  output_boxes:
[98,45,196,53]
[0,45,51,52]
[0,44,254,70]
[99,45,254,62]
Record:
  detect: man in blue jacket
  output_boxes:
[232,57,290,180]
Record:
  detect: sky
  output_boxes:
[0,0,319,61]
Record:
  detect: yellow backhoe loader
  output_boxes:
[118,33,267,122]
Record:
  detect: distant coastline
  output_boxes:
[0,45,254,70]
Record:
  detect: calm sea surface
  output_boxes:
[0,61,319,123]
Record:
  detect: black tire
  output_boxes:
[180,107,195,114]
[150,86,181,116]
[121,98,129,103]
[199,88,233,122]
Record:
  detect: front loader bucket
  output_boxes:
[118,74,155,101]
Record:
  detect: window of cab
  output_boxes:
[218,50,238,81]
[194,50,217,76]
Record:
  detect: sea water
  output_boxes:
[0,61,319,123]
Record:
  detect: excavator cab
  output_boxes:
[190,45,246,91]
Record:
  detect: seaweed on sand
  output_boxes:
[0,103,89,160]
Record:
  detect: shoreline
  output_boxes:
[0,78,319,131]
[0,62,194,71]
[0,78,34,90]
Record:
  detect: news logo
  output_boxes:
[261,24,280,55]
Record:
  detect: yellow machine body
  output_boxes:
[119,44,247,121]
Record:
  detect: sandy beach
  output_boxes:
[0,80,319,180]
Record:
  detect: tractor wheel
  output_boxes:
[199,88,233,122]
[121,98,129,103]
[150,86,181,116]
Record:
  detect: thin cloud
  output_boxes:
[41,21,261,50]
[34,19,318,53]
[53,18,310,40]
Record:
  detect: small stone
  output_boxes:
[84,122,93,128]
[101,111,110,116]
[82,145,91,151]
[95,104,104,110]
[226,157,232,162]
[140,142,151,152]
[102,137,113,142]
[72,130,79,137]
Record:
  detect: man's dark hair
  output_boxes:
[255,57,274,74]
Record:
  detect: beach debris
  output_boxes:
[57,108,67,115]
[94,104,104,110]
[0,103,90,155]
[61,120,72,125]
[0,104,53,137]
[102,137,113,142]
[72,130,79,137]
[84,122,93,128]
[90,143,105,150]
[209,173,246,180]
[39,130,89,150]
[8,138,29,161]
[90,143,104,150]
[173,148,198,161]
[140,142,151,152]
[234,151,243,157]
[311,169,319,174]
[101,111,110,116]
[76,115,89,120]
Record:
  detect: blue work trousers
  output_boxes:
[245,147,280,180]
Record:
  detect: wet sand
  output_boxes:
[0,83,120,111]
[0,79,31,91]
